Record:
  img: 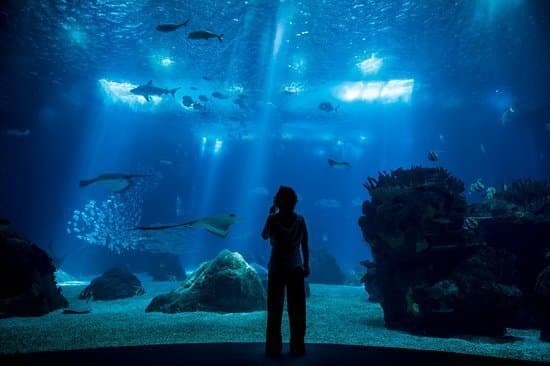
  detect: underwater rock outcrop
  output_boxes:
[146,250,266,313]
[79,268,145,301]
[468,178,550,329]
[309,246,346,284]
[145,253,186,282]
[359,260,381,302]
[535,250,550,341]
[0,225,68,316]
[358,167,522,337]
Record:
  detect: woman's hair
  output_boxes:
[275,185,298,211]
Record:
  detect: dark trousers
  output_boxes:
[265,267,306,355]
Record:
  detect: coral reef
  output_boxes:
[79,268,144,301]
[0,226,68,316]
[535,250,550,341]
[468,178,550,328]
[358,166,522,337]
[146,250,266,313]
[309,246,346,284]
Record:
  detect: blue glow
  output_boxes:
[357,54,383,75]
[98,79,162,106]
[334,79,414,103]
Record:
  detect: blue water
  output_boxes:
[1,0,549,272]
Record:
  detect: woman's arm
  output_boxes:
[301,219,310,277]
[261,214,273,240]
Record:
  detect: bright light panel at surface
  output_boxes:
[357,54,383,75]
[334,79,414,103]
[98,79,162,106]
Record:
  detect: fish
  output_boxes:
[501,106,515,126]
[318,102,338,112]
[470,178,485,192]
[79,173,151,193]
[315,199,342,209]
[198,95,209,102]
[158,159,179,166]
[130,80,180,102]
[480,144,486,153]
[427,151,439,162]
[6,128,30,137]
[328,158,351,169]
[192,102,206,111]
[463,217,479,230]
[134,213,240,238]
[188,30,223,42]
[212,91,228,99]
[181,95,194,107]
[251,186,269,196]
[156,19,190,32]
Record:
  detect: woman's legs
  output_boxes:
[287,267,306,355]
[266,272,286,356]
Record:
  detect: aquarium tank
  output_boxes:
[0,0,549,364]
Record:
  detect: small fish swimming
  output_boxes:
[427,150,439,162]
[470,178,485,192]
[134,213,240,238]
[480,144,486,153]
[212,91,228,99]
[318,102,338,112]
[79,173,150,193]
[198,95,208,102]
[328,158,351,169]
[158,159,179,166]
[181,95,194,107]
[501,106,515,126]
[156,19,190,32]
[192,102,206,111]
[130,80,180,102]
[463,217,479,231]
[188,30,223,42]
[6,128,30,137]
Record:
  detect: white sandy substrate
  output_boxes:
[0,276,548,363]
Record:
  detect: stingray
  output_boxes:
[134,213,239,238]
[79,173,150,193]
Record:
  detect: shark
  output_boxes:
[130,80,180,102]
[79,173,150,193]
[134,213,240,238]
[328,159,351,169]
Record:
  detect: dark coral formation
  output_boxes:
[0,226,68,316]
[146,250,266,313]
[468,179,550,329]
[358,167,522,337]
[79,268,144,301]
[359,260,381,302]
[535,250,550,341]
[309,246,346,284]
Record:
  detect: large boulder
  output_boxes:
[79,268,144,301]
[535,250,550,341]
[309,246,346,284]
[0,224,68,316]
[146,250,266,313]
[358,167,522,337]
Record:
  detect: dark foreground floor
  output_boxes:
[1,343,547,366]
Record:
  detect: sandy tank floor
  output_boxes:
[0,276,547,363]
